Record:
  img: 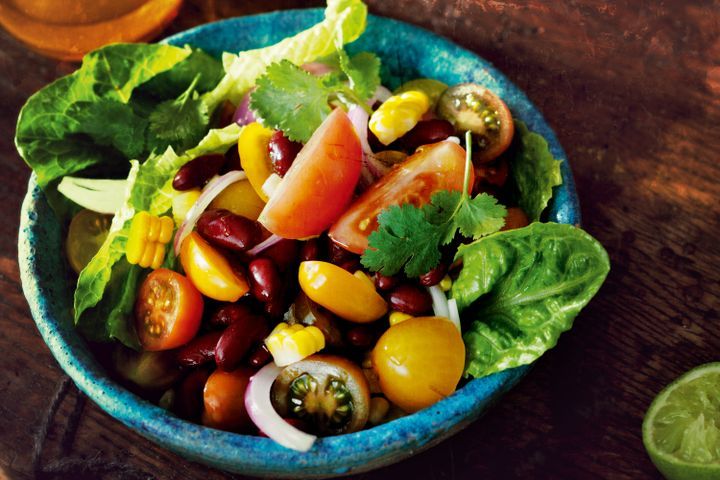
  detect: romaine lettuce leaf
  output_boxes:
[73,124,241,347]
[15,43,225,217]
[510,121,563,222]
[204,0,368,108]
[452,222,609,378]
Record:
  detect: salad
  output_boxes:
[16,0,610,452]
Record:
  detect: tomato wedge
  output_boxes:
[329,140,471,254]
[258,108,362,239]
[135,269,203,351]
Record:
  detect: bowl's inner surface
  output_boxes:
[18,10,578,478]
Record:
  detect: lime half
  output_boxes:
[643,362,720,480]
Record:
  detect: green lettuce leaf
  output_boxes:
[15,44,192,213]
[510,121,563,221]
[452,222,609,378]
[73,124,241,346]
[15,43,227,218]
[204,0,367,108]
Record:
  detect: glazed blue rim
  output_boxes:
[18,9,580,478]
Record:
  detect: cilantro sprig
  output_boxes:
[361,132,507,277]
[249,49,380,143]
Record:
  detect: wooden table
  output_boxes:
[2,1,718,478]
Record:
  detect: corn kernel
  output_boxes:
[265,322,325,367]
[125,212,174,270]
[369,91,430,145]
[389,310,413,326]
[439,275,452,292]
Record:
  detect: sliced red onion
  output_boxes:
[173,171,247,255]
[261,173,283,199]
[245,362,317,452]
[428,285,450,321]
[347,104,372,155]
[447,298,461,332]
[369,85,392,105]
[233,89,257,126]
[247,233,284,257]
[301,62,334,76]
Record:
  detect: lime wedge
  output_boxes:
[643,363,720,480]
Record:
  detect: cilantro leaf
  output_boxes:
[336,50,380,101]
[361,132,507,277]
[250,60,333,143]
[455,193,507,239]
[147,75,209,154]
[361,204,445,277]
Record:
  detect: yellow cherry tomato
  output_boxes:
[238,122,274,202]
[65,209,111,274]
[298,261,387,323]
[180,231,249,302]
[208,179,265,220]
[372,316,465,413]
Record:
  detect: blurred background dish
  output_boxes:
[0,0,182,60]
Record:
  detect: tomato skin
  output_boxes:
[180,232,250,302]
[298,261,387,323]
[202,368,253,432]
[258,108,363,239]
[135,269,203,351]
[371,316,465,413]
[238,122,274,202]
[329,140,471,254]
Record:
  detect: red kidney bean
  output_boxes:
[221,146,241,174]
[172,154,226,191]
[264,296,289,319]
[210,303,254,328]
[175,368,211,421]
[419,263,448,287]
[248,258,282,303]
[474,157,509,188]
[337,259,361,272]
[398,119,454,152]
[176,331,222,367]
[389,284,433,315]
[246,344,272,368]
[262,238,300,272]
[268,131,302,177]
[299,238,320,262]
[215,315,268,371]
[196,209,260,252]
[374,272,399,291]
[328,240,357,265]
[346,326,375,349]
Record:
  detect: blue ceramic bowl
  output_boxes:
[18,9,579,478]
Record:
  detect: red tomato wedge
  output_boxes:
[329,141,471,254]
[258,108,362,239]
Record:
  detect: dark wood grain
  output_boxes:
[1,1,719,478]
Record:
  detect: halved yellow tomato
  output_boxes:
[298,261,387,323]
[258,108,362,239]
[329,140,471,254]
[238,122,274,202]
[179,232,249,302]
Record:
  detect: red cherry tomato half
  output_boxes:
[135,269,203,351]
[329,140,471,254]
[258,108,363,239]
